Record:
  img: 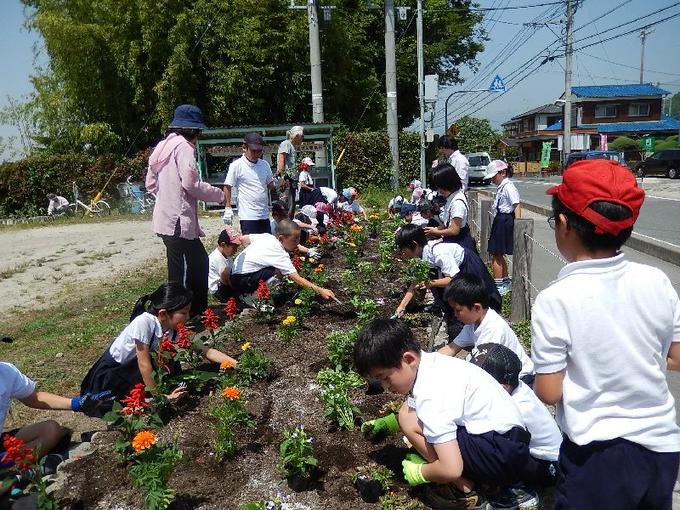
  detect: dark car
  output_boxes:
[564,150,626,170]
[635,149,680,179]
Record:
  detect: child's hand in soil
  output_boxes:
[166,386,187,400]
[361,413,400,440]
[317,288,335,300]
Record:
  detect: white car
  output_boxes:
[465,152,492,184]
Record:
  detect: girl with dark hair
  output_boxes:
[79,283,236,417]
[424,164,476,251]
[146,105,227,318]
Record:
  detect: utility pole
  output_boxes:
[416,0,426,185]
[308,0,324,122]
[385,0,400,189]
[639,28,654,84]
[563,0,573,164]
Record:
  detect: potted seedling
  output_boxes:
[279,425,319,492]
[351,463,393,503]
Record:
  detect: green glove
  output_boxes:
[361,413,400,440]
[402,459,429,486]
[405,452,427,464]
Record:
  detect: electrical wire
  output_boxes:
[575,50,680,78]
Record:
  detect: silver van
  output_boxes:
[466,152,491,184]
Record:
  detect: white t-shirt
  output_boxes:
[0,363,36,433]
[298,170,313,187]
[47,196,69,215]
[409,352,524,443]
[511,381,562,461]
[231,233,296,276]
[320,187,337,204]
[224,155,274,221]
[457,309,535,379]
[443,190,468,229]
[493,178,520,214]
[448,151,469,193]
[108,312,164,364]
[341,201,364,214]
[411,212,429,226]
[531,253,680,452]
[208,248,233,292]
[422,240,464,279]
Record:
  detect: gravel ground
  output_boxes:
[0,214,225,316]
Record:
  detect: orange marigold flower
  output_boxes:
[220,359,236,370]
[314,266,324,273]
[131,430,157,452]
[222,386,241,400]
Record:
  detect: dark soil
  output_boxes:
[55,240,430,509]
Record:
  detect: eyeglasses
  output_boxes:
[547,216,556,230]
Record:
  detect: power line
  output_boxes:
[573,0,632,33]
[427,1,566,13]
[576,50,680,78]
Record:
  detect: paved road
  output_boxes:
[509,177,680,247]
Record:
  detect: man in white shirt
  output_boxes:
[223,132,280,234]
[46,194,69,215]
[437,135,469,192]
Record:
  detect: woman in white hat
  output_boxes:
[484,160,521,296]
[277,125,304,218]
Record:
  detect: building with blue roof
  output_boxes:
[502,83,679,172]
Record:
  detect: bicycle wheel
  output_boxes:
[92,200,111,216]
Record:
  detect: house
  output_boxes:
[503,83,680,170]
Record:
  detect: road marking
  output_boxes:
[633,232,680,249]
[644,194,680,202]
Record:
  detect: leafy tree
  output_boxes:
[609,136,639,152]
[20,0,483,153]
[452,116,500,154]
[670,92,680,119]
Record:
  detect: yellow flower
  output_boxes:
[222,386,241,400]
[131,431,157,452]
[282,315,297,326]
[299,257,306,261]
[348,242,356,248]
[294,298,303,305]
[241,342,252,351]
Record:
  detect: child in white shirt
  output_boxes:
[338,187,368,221]
[354,319,530,509]
[208,227,242,302]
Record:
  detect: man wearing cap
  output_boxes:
[223,132,279,235]
[208,226,242,303]
[277,125,304,219]
[146,104,227,317]
[531,159,680,510]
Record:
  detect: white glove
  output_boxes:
[307,247,320,259]
[222,207,233,225]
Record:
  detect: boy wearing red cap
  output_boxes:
[531,159,680,510]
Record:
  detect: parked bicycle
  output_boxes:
[117,176,156,213]
[69,182,111,216]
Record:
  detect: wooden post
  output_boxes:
[467,190,479,241]
[479,198,492,263]
[510,218,534,322]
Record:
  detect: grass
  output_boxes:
[0,261,31,280]
[0,261,166,394]
[360,185,407,210]
[0,210,151,233]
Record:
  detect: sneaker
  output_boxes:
[422,484,492,509]
[488,486,539,510]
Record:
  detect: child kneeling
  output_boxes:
[355,319,530,510]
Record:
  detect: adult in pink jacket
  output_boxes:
[146,104,226,317]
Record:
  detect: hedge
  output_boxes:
[0,151,149,217]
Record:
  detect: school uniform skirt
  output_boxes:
[443,225,477,252]
[488,212,514,255]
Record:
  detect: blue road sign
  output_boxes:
[489,75,506,93]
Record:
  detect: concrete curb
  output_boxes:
[476,190,680,268]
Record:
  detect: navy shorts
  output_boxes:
[555,436,680,510]
[239,219,271,235]
[230,267,276,295]
[456,426,530,486]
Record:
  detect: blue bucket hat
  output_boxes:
[168,104,206,130]
[400,203,417,218]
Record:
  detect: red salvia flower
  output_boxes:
[175,323,192,349]
[201,308,220,330]
[1,435,36,472]
[255,279,270,300]
[120,383,150,416]
[224,298,239,320]
[292,255,302,271]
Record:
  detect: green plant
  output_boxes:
[209,386,255,461]
[317,368,364,430]
[351,296,379,327]
[279,426,318,479]
[379,399,405,416]
[511,320,531,352]
[378,235,395,273]
[402,258,431,285]
[0,439,56,510]
[292,287,318,318]
[129,439,182,510]
[277,314,301,343]
[379,492,427,510]
[352,463,394,492]
[326,328,359,371]
[240,494,283,510]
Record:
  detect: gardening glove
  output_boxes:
[71,390,114,413]
[361,413,400,440]
[405,452,427,464]
[222,207,233,225]
[307,247,321,260]
[402,458,429,486]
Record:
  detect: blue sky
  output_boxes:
[2,0,680,157]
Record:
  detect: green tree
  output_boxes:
[20,0,483,153]
[670,92,680,119]
[609,136,639,152]
[453,116,500,154]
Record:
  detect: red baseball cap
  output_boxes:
[546,159,645,236]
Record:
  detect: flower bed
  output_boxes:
[54,220,441,509]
